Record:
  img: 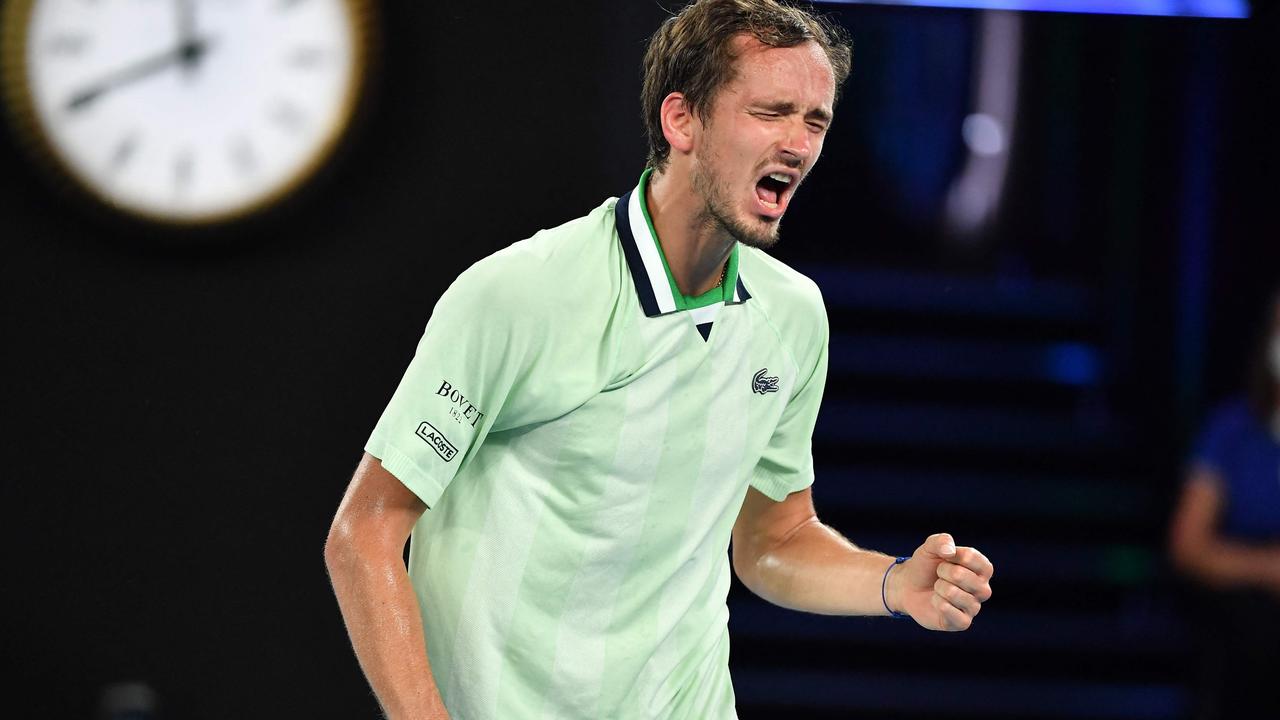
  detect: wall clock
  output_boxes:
[1,0,373,227]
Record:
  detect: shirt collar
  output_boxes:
[615,168,751,318]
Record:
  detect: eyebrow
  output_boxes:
[756,101,833,124]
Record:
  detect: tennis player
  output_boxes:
[325,1,994,718]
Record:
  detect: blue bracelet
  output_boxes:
[881,556,910,619]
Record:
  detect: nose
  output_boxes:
[779,119,812,168]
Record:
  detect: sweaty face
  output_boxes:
[691,38,836,249]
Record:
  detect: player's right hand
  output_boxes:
[891,533,994,632]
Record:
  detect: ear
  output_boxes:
[660,92,696,156]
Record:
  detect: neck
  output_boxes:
[646,166,735,297]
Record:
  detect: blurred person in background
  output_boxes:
[1169,287,1280,719]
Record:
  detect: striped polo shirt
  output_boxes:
[365,168,829,719]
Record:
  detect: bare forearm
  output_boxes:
[326,540,449,720]
[1168,473,1280,592]
[1175,539,1280,590]
[737,519,898,616]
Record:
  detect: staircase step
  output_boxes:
[801,266,1097,322]
[731,669,1186,720]
[728,599,1187,654]
[816,401,1128,453]
[829,333,1105,387]
[811,465,1152,521]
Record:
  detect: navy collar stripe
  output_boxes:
[615,179,752,318]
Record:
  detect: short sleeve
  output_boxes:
[749,311,829,502]
[365,260,546,508]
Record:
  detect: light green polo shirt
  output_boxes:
[365,169,829,719]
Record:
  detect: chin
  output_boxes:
[736,229,780,250]
[723,213,781,250]
[700,182,783,249]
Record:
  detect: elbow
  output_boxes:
[731,521,814,602]
[1167,530,1195,576]
[324,511,409,578]
[1168,533,1192,571]
[734,546,801,609]
[1168,526,1214,582]
[733,544,782,602]
[1168,545,1195,579]
[324,514,356,576]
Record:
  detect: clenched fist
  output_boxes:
[886,533,993,631]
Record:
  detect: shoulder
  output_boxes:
[739,246,828,355]
[739,246,824,309]
[440,198,621,327]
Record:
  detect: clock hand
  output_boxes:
[174,0,198,73]
[65,37,214,112]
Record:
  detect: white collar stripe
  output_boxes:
[627,189,678,314]
[688,303,723,325]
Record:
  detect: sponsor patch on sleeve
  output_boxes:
[416,421,458,462]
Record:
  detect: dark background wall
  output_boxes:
[3,2,1277,719]
[1,4,653,717]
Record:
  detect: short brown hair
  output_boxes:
[641,0,853,172]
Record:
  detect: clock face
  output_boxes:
[8,0,370,224]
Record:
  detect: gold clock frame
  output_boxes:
[0,0,377,229]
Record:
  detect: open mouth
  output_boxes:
[755,172,794,215]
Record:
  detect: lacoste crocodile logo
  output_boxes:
[752,368,780,395]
